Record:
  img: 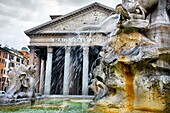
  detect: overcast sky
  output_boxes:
[0,0,121,50]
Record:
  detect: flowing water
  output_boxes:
[51,47,65,94]
[50,46,102,95]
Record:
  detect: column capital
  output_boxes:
[65,46,71,53]
[83,46,89,54]
[47,47,53,53]
[83,46,89,49]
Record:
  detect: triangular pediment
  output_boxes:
[25,2,115,35]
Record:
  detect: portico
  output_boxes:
[25,2,115,95]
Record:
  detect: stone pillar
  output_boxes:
[29,46,35,65]
[35,52,41,93]
[82,46,89,95]
[63,46,71,95]
[39,59,44,94]
[44,47,53,95]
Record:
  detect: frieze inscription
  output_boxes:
[54,37,106,44]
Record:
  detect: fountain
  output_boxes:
[88,0,170,112]
[0,0,170,113]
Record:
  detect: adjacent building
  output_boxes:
[0,46,30,91]
[0,47,6,90]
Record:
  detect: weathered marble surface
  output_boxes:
[92,29,170,113]
[4,64,36,99]
[90,0,170,112]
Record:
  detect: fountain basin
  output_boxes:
[0,95,94,113]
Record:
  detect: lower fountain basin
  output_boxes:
[0,96,94,113]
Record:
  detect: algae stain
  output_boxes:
[120,63,135,110]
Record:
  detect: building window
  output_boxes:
[9,62,15,67]
[3,53,7,59]
[16,57,20,62]
[3,53,5,58]
[6,53,8,59]
[2,59,5,64]
[1,69,3,74]
[12,63,15,67]
[2,77,5,82]
[9,54,14,60]
[21,59,24,64]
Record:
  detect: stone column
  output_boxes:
[63,46,71,95]
[82,46,89,95]
[39,59,44,94]
[44,47,53,95]
[29,46,35,65]
[35,52,41,93]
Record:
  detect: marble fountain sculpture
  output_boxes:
[6,64,36,99]
[89,0,170,112]
[0,64,37,105]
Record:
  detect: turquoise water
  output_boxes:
[0,99,95,113]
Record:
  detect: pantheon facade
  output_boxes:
[25,2,115,95]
